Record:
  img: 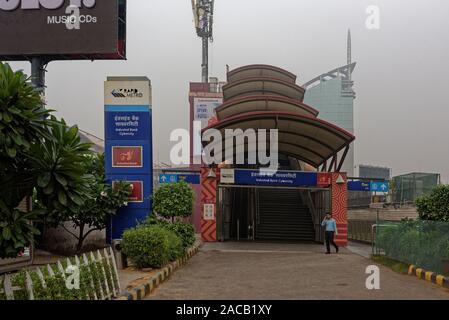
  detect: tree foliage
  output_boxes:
[0,63,51,208]
[57,153,131,252]
[0,62,51,258]
[0,63,49,167]
[416,185,449,222]
[152,181,194,221]
[0,62,101,258]
[29,116,93,225]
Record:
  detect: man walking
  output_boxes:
[321,213,339,254]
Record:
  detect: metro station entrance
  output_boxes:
[217,184,331,243]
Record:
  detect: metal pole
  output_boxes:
[30,57,47,104]
[201,36,209,83]
[237,219,240,242]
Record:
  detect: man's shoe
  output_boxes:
[325,252,331,254]
[336,247,339,253]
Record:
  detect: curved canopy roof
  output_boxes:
[202,111,355,168]
[222,77,305,102]
[216,95,319,120]
[227,64,297,84]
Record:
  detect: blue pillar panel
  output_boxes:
[104,78,153,243]
[107,209,150,241]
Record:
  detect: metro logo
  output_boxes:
[0,0,95,11]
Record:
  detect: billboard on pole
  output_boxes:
[0,0,126,61]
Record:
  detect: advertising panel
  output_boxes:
[112,146,143,168]
[0,0,126,60]
[112,180,143,203]
[193,97,223,156]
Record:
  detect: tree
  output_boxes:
[58,153,131,253]
[0,62,92,258]
[152,181,195,222]
[0,62,50,258]
[28,116,93,226]
[416,185,449,222]
[0,62,51,207]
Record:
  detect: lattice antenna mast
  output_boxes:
[192,0,215,83]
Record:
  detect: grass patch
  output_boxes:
[371,255,410,274]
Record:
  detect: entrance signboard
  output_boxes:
[231,169,318,187]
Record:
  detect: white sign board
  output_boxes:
[203,204,215,221]
[193,97,223,156]
[220,169,235,184]
[104,78,152,106]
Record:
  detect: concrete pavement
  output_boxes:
[146,242,449,300]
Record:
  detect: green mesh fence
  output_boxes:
[375,220,449,275]
[393,173,440,204]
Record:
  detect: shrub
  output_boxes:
[142,215,196,251]
[152,181,194,221]
[164,222,196,251]
[376,219,449,274]
[122,225,183,269]
[416,185,449,221]
[0,251,119,300]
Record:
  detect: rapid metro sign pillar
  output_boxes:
[104,77,153,242]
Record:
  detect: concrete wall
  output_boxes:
[348,207,418,222]
[41,222,106,255]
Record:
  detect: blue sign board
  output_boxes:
[105,106,151,141]
[178,174,200,185]
[348,181,371,191]
[159,174,200,185]
[159,174,178,184]
[234,170,317,187]
[370,181,389,193]
[348,181,389,192]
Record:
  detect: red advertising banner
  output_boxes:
[112,146,143,168]
[317,173,332,187]
[113,181,143,203]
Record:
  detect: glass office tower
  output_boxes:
[303,31,356,176]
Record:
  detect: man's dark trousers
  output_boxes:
[325,231,339,253]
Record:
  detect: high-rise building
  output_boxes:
[303,30,356,176]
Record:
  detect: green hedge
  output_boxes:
[143,216,196,251]
[122,225,184,269]
[164,222,196,251]
[376,219,449,274]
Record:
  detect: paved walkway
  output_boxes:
[147,242,449,300]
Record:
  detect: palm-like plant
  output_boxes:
[0,62,94,258]
[0,63,51,207]
[28,117,94,225]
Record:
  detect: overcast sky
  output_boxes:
[9,0,449,181]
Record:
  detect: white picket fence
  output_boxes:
[0,247,121,300]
